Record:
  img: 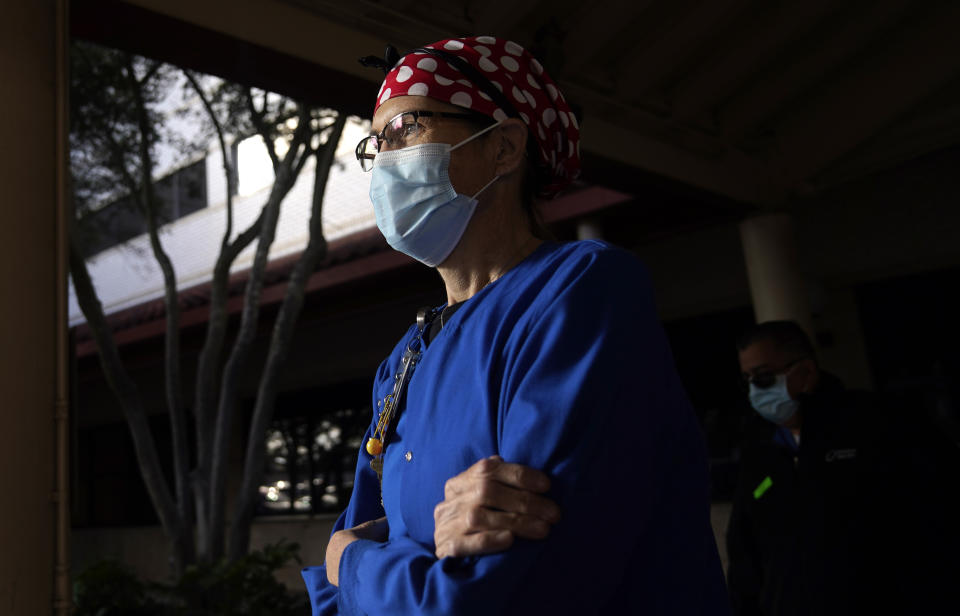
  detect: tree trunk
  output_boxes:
[69,237,187,570]
[191,218,263,563]
[130,62,195,570]
[228,113,345,560]
[183,71,264,564]
[206,107,314,560]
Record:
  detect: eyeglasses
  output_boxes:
[355,110,492,171]
[741,357,804,390]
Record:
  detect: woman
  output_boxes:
[302,36,729,615]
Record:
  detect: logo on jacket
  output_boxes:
[825,448,856,462]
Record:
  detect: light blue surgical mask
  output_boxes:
[369,122,501,267]
[749,374,800,425]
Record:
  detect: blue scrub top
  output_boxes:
[302,240,730,615]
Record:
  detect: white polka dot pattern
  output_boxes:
[501,56,519,72]
[478,56,497,72]
[504,41,524,56]
[450,92,472,107]
[417,57,437,72]
[374,36,581,194]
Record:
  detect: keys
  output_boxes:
[369,307,436,502]
[370,457,383,480]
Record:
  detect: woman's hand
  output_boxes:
[325,516,388,587]
[433,456,561,559]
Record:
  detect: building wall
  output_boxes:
[0,1,60,614]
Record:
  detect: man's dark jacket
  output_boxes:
[725,373,906,616]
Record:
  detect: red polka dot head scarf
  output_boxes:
[373,36,581,197]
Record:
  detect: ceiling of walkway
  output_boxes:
[69,0,960,344]
[284,0,960,206]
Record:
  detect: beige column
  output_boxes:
[0,1,66,615]
[739,213,814,337]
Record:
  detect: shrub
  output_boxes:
[73,559,160,616]
[74,541,309,616]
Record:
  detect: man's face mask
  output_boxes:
[748,374,800,425]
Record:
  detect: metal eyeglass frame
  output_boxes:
[742,357,807,390]
[355,109,493,171]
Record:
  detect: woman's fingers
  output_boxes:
[474,456,552,492]
[434,456,562,559]
[445,456,549,497]
[443,457,560,522]
[436,529,514,559]
[462,505,552,538]
[433,502,546,560]
[474,480,561,522]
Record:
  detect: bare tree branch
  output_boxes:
[246,89,279,170]
[183,70,235,245]
[124,54,195,570]
[293,142,311,178]
[138,59,163,86]
[190,207,264,562]
[228,112,346,559]
[181,73,249,557]
[205,102,314,559]
[75,51,192,569]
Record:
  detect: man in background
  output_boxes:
[725,320,902,615]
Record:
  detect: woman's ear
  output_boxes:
[493,119,528,176]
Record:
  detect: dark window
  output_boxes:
[258,382,371,516]
[73,417,174,528]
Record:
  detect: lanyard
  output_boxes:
[367,307,437,494]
